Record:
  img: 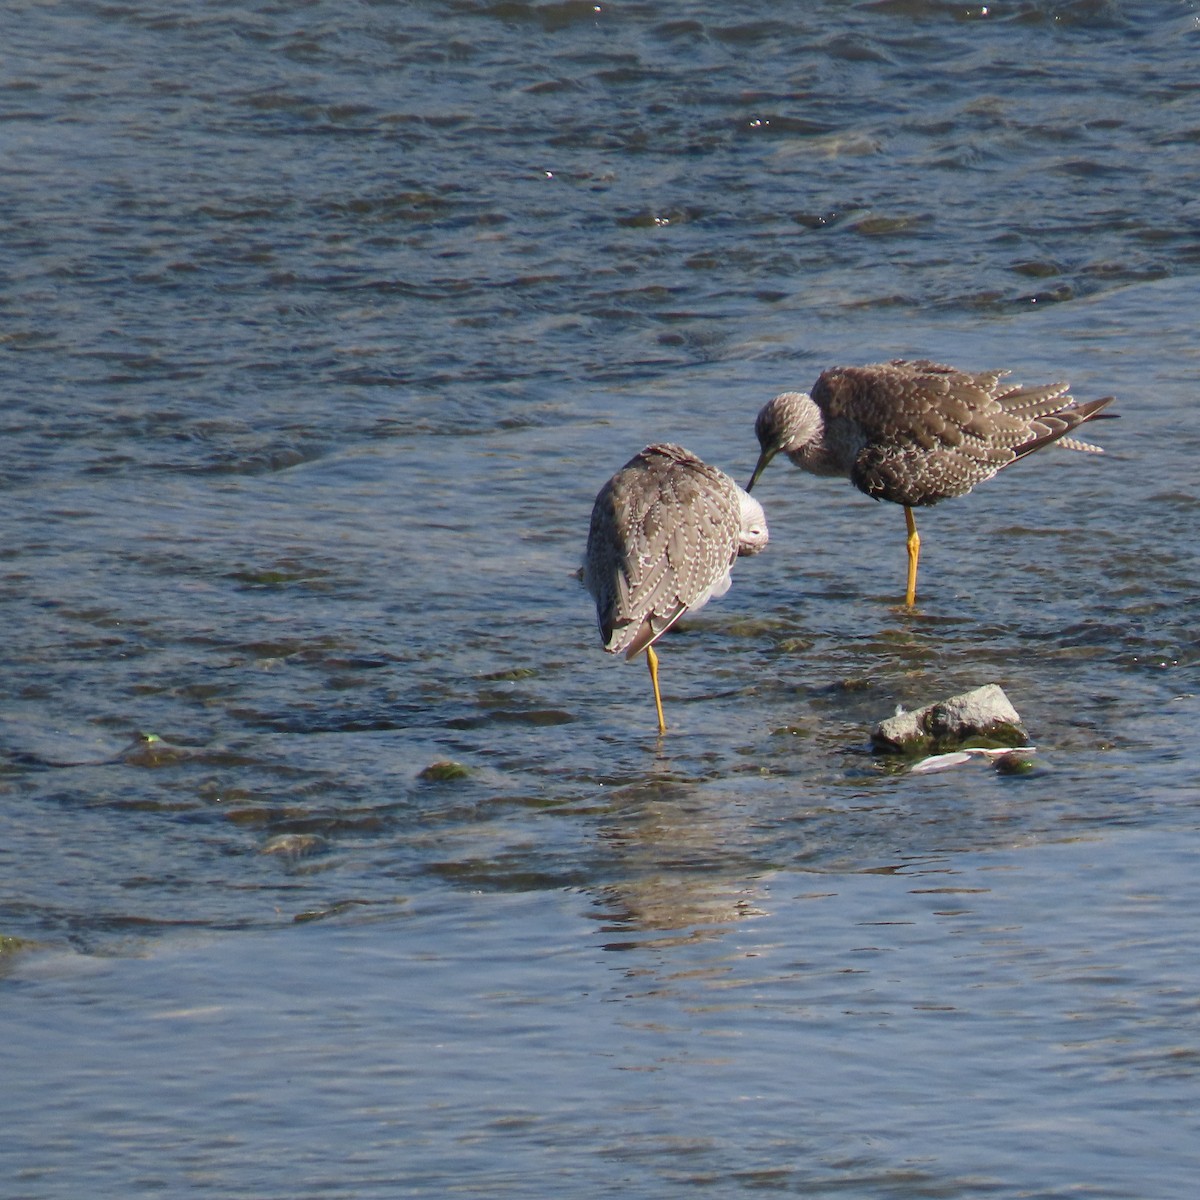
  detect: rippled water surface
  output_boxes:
[3,2,1200,1196]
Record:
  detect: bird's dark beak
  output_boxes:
[746,448,775,494]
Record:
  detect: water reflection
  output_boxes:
[590,764,770,945]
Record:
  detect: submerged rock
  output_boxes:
[261,833,327,859]
[0,935,39,958]
[121,732,192,767]
[418,760,471,782]
[872,683,1027,756]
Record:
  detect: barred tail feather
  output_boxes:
[1058,436,1106,454]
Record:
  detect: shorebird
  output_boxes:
[584,443,768,733]
[746,359,1114,606]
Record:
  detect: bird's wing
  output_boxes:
[814,361,1038,506]
[587,447,740,659]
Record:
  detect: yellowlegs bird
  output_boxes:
[747,359,1115,607]
[584,443,768,733]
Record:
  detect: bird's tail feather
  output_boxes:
[1058,435,1106,454]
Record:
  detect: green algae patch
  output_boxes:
[993,751,1038,776]
[0,935,40,958]
[418,760,471,782]
[477,666,539,682]
[121,732,193,767]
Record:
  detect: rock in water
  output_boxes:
[872,683,1026,755]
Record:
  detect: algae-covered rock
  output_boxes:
[261,833,327,858]
[0,935,40,960]
[872,684,1027,755]
[0,936,38,981]
[993,749,1038,775]
[121,732,192,767]
[418,760,471,782]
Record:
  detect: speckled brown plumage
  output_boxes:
[584,443,768,731]
[747,359,1115,605]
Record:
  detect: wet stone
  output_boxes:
[872,683,1027,756]
[418,760,471,782]
[0,935,40,959]
[121,733,193,767]
[993,750,1038,775]
[261,833,327,858]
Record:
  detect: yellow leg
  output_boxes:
[904,506,920,608]
[646,644,667,734]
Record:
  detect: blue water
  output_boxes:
[2,2,1199,1196]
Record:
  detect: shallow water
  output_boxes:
[2,2,1200,1196]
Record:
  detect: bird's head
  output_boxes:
[736,489,769,556]
[747,391,821,492]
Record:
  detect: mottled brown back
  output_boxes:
[585,444,742,659]
[812,359,1113,508]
